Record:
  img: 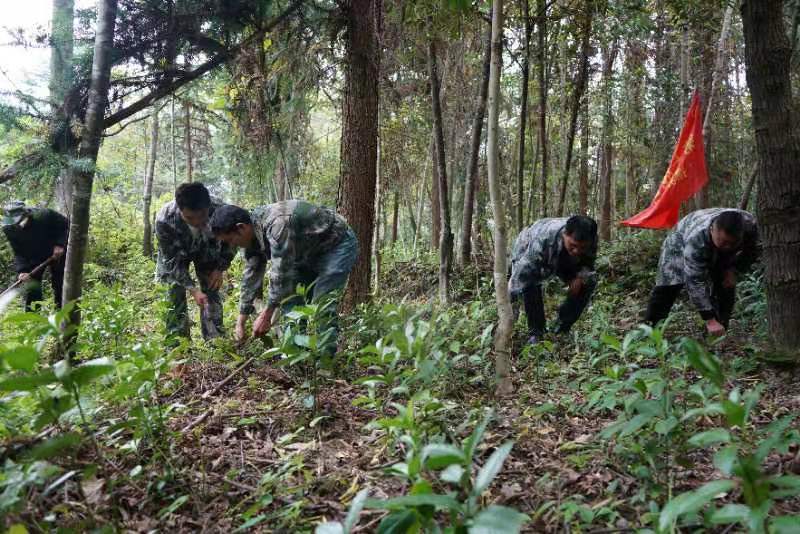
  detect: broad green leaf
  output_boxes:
[714,445,739,476]
[463,411,492,462]
[2,346,39,372]
[440,464,465,485]
[70,358,115,387]
[769,516,800,534]
[469,505,529,534]
[655,416,679,436]
[688,428,732,448]
[7,525,29,534]
[344,488,369,532]
[722,400,746,428]
[0,370,57,391]
[769,475,800,499]
[756,415,796,462]
[377,510,419,534]
[619,413,656,438]
[366,494,461,512]
[473,441,514,496]
[422,443,466,470]
[24,432,81,461]
[683,339,724,388]
[658,480,736,532]
[709,503,750,524]
[315,522,343,534]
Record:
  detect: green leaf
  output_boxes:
[344,488,369,532]
[366,494,461,512]
[440,464,465,485]
[769,475,800,499]
[688,428,732,448]
[769,516,800,534]
[315,523,344,534]
[0,370,57,391]
[658,480,736,532]
[469,505,529,534]
[683,339,724,388]
[619,413,656,438]
[70,358,114,387]
[722,400,746,428]
[422,443,466,470]
[473,441,514,496]
[463,411,492,462]
[755,415,796,462]
[655,416,679,436]
[377,510,419,534]
[709,503,750,524]
[24,432,81,461]
[714,445,739,476]
[2,346,39,372]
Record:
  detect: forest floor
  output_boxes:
[6,236,800,533]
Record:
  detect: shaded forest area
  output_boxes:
[0,0,799,532]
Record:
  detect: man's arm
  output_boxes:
[508,238,546,297]
[265,220,299,308]
[239,247,267,315]
[683,233,715,319]
[155,220,196,289]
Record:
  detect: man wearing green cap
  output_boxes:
[2,201,69,311]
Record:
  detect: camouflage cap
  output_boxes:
[1,200,29,227]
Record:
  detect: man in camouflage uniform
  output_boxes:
[644,208,759,336]
[209,200,358,352]
[155,183,235,341]
[509,215,598,345]
[1,201,68,311]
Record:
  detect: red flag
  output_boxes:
[621,90,708,229]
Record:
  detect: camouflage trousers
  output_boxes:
[165,268,224,342]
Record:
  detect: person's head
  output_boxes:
[1,200,30,228]
[209,204,255,248]
[563,215,597,258]
[711,210,745,252]
[175,182,211,228]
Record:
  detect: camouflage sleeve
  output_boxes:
[683,232,714,316]
[216,241,236,272]
[155,219,196,289]
[508,239,545,297]
[266,219,298,308]
[735,223,761,274]
[239,247,267,315]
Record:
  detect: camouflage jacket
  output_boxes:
[2,208,69,273]
[155,200,235,289]
[240,200,350,314]
[656,208,759,314]
[509,217,597,296]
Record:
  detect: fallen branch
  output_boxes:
[180,356,255,433]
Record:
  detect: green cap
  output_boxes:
[2,200,28,227]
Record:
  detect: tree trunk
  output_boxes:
[51,0,75,216]
[536,0,548,217]
[183,98,193,182]
[516,0,532,231]
[62,0,117,332]
[556,2,592,216]
[738,166,757,210]
[459,24,492,266]
[339,0,379,311]
[428,37,454,304]
[578,96,589,215]
[430,133,441,251]
[171,95,177,189]
[598,41,619,241]
[487,0,513,396]
[391,190,399,243]
[143,106,159,257]
[741,0,800,354]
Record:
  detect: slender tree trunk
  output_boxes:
[142,106,159,257]
[487,0,513,396]
[598,41,619,241]
[51,0,75,216]
[183,98,193,182]
[171,95,177,189]
[62,0,117,332]
[339,0,379,310]
[556,2,592,216]
[428,37,453,303]
[738,165,757,210]
[391,190,399,243]
[516,0,532,231]
[459,24,492,266]
[536,0,549,217]
[741,0,800,354]
[430,134,441,251]
[578,98,590,215]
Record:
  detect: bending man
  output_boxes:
[209,200,358,353]
[509,215,598,345]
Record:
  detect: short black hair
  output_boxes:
[564,215,597,242]
[210,204,252,234]
[714,210,744,239]
[175,182,211,211]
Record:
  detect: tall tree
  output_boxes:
[50,0,75,216]
[428,36,454,303]
[536,0,548,217]
[183,98,193,182]
[487,0,513,396]
[339,0,380,310]
[578,98,589,215]
[458,24,492,266]
[142,106,160,257]
[741,0,800,354]
[62,0,118,331]
[515,0,532,231]
[598,40,618,241]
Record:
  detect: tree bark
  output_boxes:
[62,0,117,332]
[143,106,159,257]
[391,190,399,243]
[741,0,800,354]
[339,0,379,311]
[556,2,592,216]
[536,0,548,217]
[171,95,177,189]
[516,0,532,231]
[578,96,589,215]
[183,98,193,182]
[50,0,75,216]
[458,24,492,266]
[598,41,619,241]
[487,0,513,396]
[428,37,454,303]
[738,165,758,210]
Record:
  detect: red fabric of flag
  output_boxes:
[621,90,709,229]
